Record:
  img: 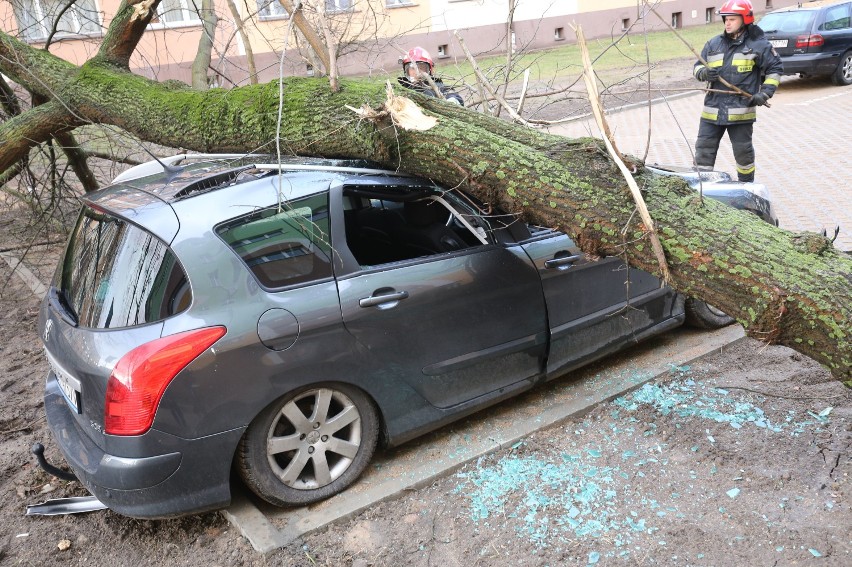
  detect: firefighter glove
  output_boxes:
[749,91,769,106]
[697,67,720,82]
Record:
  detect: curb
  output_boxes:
[223,324,746,553]
[555,89,701,124]
[0,251,48,299]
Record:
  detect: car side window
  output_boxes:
[342,186,505,267]
[820,4,851,30]
[216,193,332,288]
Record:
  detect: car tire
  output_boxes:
[831,50,852,86]
[684,298,735,329]
[236,384,379,507]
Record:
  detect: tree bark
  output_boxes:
[225,0,258,85]
[0,19,849,381]
[191,0,219,89]
[278,0,331,74]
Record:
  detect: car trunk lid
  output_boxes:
[760,10,819,55]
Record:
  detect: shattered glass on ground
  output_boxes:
[455,367,843,562]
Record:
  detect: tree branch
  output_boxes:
[0,101,82,174]
[278,0,331,74]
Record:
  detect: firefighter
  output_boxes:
[398,47,464,106]
[693,0,782,182]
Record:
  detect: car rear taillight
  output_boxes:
[795,34,824,48]
[104,326,226,436]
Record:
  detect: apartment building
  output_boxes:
[0,0,795,85]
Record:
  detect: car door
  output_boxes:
[332,184,548,410]
[818,2,852,58]
[520,228,679,378]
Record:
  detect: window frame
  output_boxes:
[256,0,289,20]
[325,0,353,13]
[152,0,202,28]
[12,0,102,43]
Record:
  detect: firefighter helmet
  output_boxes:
[402,47,434,75]
[718,0,755,25]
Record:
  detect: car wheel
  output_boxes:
[831,50,852,86]
[684,298,735,329]
[237,384,379,506]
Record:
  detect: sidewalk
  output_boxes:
[547,78,852,251]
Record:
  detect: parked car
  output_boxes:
[37,154,774,518]
[758,0,852,85]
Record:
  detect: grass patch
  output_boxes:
[431,23,721,85]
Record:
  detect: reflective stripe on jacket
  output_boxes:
[693,25,782,125]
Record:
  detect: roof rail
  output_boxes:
[251,163,410,177]
[112,153,257,184]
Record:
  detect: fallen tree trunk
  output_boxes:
[0,3,849,381]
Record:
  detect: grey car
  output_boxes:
[759,0,852,85]
[36,155,771,518]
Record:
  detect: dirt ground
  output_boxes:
[1,60,849,565]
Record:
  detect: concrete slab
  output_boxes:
[0,251,47,298]
[224,324,745,553]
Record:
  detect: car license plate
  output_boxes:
[45,349,81,414]
[770,39,788,48]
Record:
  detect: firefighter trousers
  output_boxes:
[694,121,755,182]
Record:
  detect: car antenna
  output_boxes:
[138,145,186,183]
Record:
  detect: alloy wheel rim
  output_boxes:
[266,388,362,490]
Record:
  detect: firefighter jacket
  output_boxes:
[397,76,464,106]
[693,25,782,125]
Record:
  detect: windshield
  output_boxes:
[758,11,817,34]
[58,207,191,329]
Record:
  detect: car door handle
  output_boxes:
[544,254,581,269]
[359,290,410,308]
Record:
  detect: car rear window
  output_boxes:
[59,207,191,329]
[216,192,332,289]
[759,11,817,34]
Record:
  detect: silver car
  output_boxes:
[37,155,764,517]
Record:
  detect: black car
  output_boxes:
[36,155,774,518]
[759,0,852,85]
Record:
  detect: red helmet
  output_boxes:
[402,47,434,75]
[718,0,754,25]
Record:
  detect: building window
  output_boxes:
[257,0,288,19]
[157,0,202,24]
[306,64,314,77]
[437,44,448,57]
[12,0,101,42]
[554,27,564,40]
[766,1,773,9]
[672,12,682,29]
[622,18,630,31]
[326,0,352,12]
[706,8,714,23]
[386,0,410,6]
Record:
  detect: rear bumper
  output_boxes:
[781,53,842,76]
[44,375,245,518]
